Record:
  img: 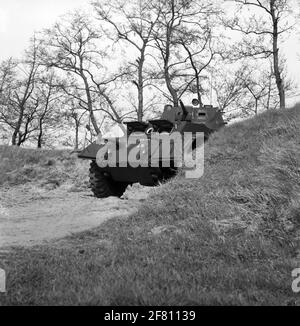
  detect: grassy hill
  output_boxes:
[0,105,299,305]
[0,146,88,190]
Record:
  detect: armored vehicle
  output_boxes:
[78,100,226,198]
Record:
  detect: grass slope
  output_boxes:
[0,146,88,189]
[0,105,299,306]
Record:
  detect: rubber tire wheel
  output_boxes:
[89,161,128,198]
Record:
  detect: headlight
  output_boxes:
[192,98,200,106]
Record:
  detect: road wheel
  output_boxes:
[89,161,128,198]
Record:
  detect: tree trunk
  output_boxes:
[182,42,203,107]
[164,65,178,107]
[11,131,18,146]
[36,116,43,148]
[163,11,179,107]
[271,1,285,109]
[164,39,178,106]
[137,48,145,122]
[37,129,43,148]
[74,121,79,150]
[100,91,122,123]
[266,72,272,110]
[255,98,258,115]
[11,114,23,146]
[80,70,100,135]
[195,75,203,108]
[11,107,23,146]
[17,133,23,146]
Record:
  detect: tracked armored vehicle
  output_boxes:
[78,100,226,198]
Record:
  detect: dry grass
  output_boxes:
[0,146,88,189]
[0,105,299,306]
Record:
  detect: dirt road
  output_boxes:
[0,184,150,248]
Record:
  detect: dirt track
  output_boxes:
[0,184,150,248]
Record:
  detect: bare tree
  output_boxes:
[94,0,161,121]
[34,72,63,148]
[0,58,16,96]
[224,0,295,109]
[0,58,17,143]
[240,65,289,114]
[212,64,250,115]
[179,25,222,107]
[40,13,112,134]
[61,97,87,150]
[0,39,41,146]
[40,13,100,134]
[150,0,219,106]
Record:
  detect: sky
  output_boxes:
[0,0,300,104]
[0,0,90,59]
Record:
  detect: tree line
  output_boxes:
[0,0,297,149]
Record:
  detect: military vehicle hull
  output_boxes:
[79,100,226,198]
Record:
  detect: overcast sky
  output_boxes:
[0,0,299,103]
[0,0,90,59]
